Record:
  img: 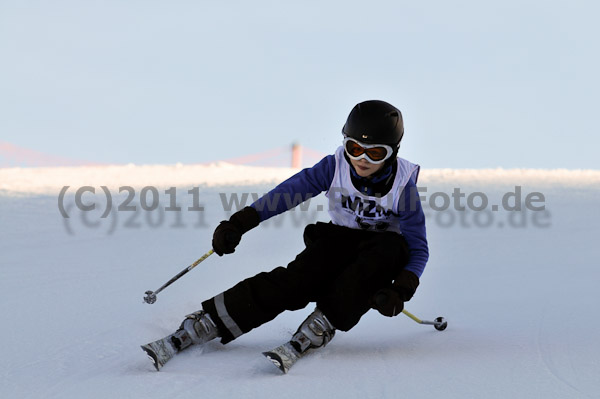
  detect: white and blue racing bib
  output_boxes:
[325,146,420,235]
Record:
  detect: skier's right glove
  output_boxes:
[212,206,260,256]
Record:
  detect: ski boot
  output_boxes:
[290,308,336,354]
[263,308,336,373]
[141,310,220,371]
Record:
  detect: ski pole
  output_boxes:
[144,249,214,304]
[402,308,448,331]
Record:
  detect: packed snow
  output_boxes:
[1,164,599,398]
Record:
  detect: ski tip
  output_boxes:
[262,351,288,374]
[141,345,161,371]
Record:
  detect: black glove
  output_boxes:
[212,207,260,256]
[372,269,420,317]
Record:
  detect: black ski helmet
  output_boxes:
[342,100,404,148]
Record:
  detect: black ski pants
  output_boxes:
[202,222,410,344]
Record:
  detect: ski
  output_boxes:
[141,335,178,371]
[262,341,304,374]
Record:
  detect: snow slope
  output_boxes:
[1,164,599,399]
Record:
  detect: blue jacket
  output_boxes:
[251,155,429,278]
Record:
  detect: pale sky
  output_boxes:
[1,0,598,169]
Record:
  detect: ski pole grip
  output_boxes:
[224,231,241,245]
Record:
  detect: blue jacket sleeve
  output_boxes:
[397,179,429,278]
[251,155,336,222]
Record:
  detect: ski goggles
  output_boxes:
[343,137,394,165]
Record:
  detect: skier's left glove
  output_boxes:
[212,206,260,256]
[372,269,420,317]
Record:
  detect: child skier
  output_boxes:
[142,100,429,372]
